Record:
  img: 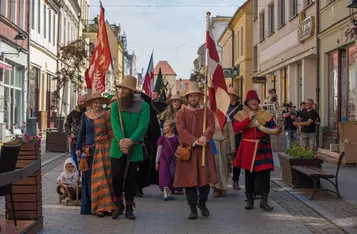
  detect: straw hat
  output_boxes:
[228,87,239,97]
[117,75,137,91]
[185,82,203,96]
[84,92,110,106]
[166,94,183,104]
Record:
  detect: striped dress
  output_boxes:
[76,111,115,215]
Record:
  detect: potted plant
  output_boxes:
[278,142,322,188]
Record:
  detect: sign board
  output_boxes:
[252,76,266,83]
[297,16,315,43]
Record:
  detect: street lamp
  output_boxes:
[348,0,357,27]
[1,32,26,56]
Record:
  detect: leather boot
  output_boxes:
[245,193,254,210]
[125,202,136,220]
[260,193,273,211]
[188,205,198,220]
[112,199,125,219]
[197,199,210,217]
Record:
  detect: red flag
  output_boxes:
[142,52,154,95]
[85,4,112,93]
[206,12,230,131]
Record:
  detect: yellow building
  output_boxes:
[218,0,253,100]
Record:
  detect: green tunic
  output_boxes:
[110,100,150,162]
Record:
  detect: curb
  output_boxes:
[272,164,354,234]
[41,152,69,167]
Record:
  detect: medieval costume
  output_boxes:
[227,88,243,190]
[76,93,115,216]
[174,82,217,220]
[212,115,235,197]
[232,90,281,211]
[159,94,185,134]
[110,75,150,220]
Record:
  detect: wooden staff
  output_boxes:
[202,11,211,167]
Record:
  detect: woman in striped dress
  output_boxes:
[76,92,115,217]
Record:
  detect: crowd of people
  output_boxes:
[58,75,283,220]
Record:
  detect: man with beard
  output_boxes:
[227,88,243,190]
[110,75,150,220]
[65,94,86,169]
[174,82,217,220]
[232,90,281,212]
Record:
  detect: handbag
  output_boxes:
[175,145,191,161]
[78,157,89,172]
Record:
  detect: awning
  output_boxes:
[0,60,12,71]
[252,76,266,83]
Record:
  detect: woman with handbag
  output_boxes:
[76,92,115,217]
[155,120,179,201]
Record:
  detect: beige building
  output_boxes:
[154,61,177,96]
[252,0,317,105]
[318,0,357,147]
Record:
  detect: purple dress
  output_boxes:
[157,135,179,189]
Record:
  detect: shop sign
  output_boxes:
[297,16,315,43]
[252,76,266,83]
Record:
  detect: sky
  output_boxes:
[90,0,245,79]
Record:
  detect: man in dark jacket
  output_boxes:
[227,88,243,190]
[65,94,86,169]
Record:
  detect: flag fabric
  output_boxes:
[84,4,112,93]
[142,52,154,95]
[206,13,230,131]
[154,68,167,101]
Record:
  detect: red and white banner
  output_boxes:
[85,4,112,93]
[142,52,154,95]
[206,12,230,131]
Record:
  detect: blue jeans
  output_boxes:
[285,130,297,149]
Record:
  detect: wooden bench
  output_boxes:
[291,151,345,200]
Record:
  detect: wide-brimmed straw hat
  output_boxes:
[117,75,137,91]
[84,92,110,107]
[166,94,184,104]
[185,82,203,97]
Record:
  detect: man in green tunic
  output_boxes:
[110,75,150,220]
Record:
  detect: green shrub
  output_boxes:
[286,142,315,158]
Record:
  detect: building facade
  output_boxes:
[219,0,253,100]
[0,0,30,139]
[154,61,177,96]
[318,0,357,148]
[253,0,317,106]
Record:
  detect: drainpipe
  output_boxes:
[228,25,234,88]
[315,0,321,149]
[26,0,31,131]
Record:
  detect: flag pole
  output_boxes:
[202,12,210,167]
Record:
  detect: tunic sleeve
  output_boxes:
[76,114,86,150]
[233,117,250,133]
[111,101,124,143]
[157,136,164,146]
[202,109,215,141]
[176,109,197,146]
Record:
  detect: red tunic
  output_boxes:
[232,116,277,172]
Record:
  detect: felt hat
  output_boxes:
[166,94,183,104]
[117,75,137,91]
[185,82,203,96]
[84,92,110,107]
[244,90,260,105]
[228,87,239,97]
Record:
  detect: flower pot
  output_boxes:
[278,152,322,188]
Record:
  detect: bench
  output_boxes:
[291,151,345,200]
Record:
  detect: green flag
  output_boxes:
[154,67,166,101]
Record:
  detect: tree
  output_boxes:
[51,40,88,129]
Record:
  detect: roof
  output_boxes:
[154,61,177,75]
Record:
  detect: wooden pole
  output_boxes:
[202,12,211,167]
[113,69,124,134]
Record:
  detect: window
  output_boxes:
[44,5,46,38]
[268,3,274,35]
[253,0,257,20]
[237,30,240,58]
[0,0,7,16]
[31,0,35,29]
[259,10,265,42]
[278,0,285,27]
[63,17,66,44]
[348,46,356,121]
[19,0,25,29]
[290,0,298,18]
[281,68,288,104]
[10,0,16,23]
[49,10,51,43]
[253,45,258,72]
[328,52,338,129]
[53,14,56,45]
[38,0,41,33]
[68,21,70,43]
[241,26,243,56]
[305,0,315,8]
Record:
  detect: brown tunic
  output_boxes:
[173,106,217,188]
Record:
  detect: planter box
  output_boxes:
[278,152,322,188]
[46,130,69,152]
